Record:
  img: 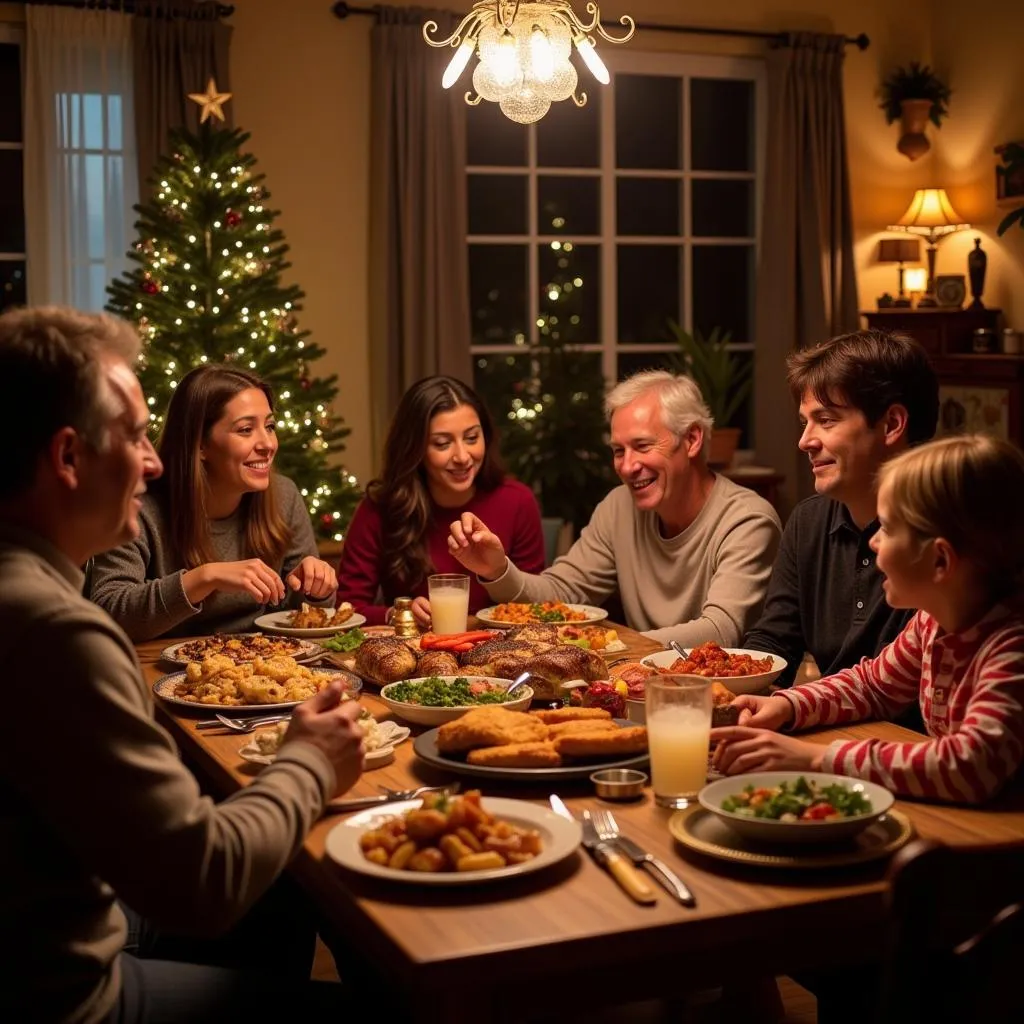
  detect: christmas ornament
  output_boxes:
[188,78,232,124]
[142,280,159,295]
[300,377,311,391]
[320,513,333,527]
[225,209,242,228]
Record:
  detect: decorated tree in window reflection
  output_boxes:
[106,92,360,540]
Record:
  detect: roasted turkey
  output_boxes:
[355,637,417,683]
[521,645,607,701]
[457,637,551,678]
[415,650,460,677]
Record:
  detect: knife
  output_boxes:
[613,833,697,907]
[549,796,657,905]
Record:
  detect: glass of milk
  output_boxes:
[645,676,713,808]
[427,574,470,634]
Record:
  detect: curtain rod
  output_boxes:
[21,0,234,18]
[330,2,870,50]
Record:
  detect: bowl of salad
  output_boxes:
[699,772,894,844]
[378,675,533,726]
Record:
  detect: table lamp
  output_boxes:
[877,238,922,306]
[887,189,970,307]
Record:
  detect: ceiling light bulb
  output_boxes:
[530,26,555,82]
[574,35,610,84]
[442,38,476,89]
[492,30,520,88]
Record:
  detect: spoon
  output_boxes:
[668,640,689,660]
[506,671,534,698]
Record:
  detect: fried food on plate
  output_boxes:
[466,741,562,768]
[545,718,620,738]
[554,726,648,758]
[436,706,549,754]
[530,706,612,725]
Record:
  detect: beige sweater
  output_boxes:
[0,525,336,1024]
[482,475,782,646]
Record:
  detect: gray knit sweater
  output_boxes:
[89,476,324,642]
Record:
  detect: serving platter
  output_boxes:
[238,719,411,768]
[412,720,649,781]
[324,796,582,884]
[475,604,609,628]
[640,647,787,695]
[160,633,323,667]
[254,609,367,638]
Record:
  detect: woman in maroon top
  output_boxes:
[337,376,545,626]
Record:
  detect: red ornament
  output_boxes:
[300,377,311,391]
[225,209,242,228]
[320,513,333,527]
[141,280,159,295]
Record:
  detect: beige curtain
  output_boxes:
[131,0,231,196]
[369,6,472,456]
[753,32,859,515]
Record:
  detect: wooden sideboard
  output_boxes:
[864,308,1024,448]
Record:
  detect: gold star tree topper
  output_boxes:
[188,78,232,123]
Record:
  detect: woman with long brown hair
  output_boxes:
[337,376,544,626]
[90,365,338,641]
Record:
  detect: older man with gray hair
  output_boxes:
[449,369,781,645]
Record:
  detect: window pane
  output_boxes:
[469,174,527,234]
[617,245,681,344]
[692,245,753,341]
[0,260,26,313]
[615,350,676,382]
[719,350,753,440]
[86,153,106,259]
[692,179,754,237]
[617,177,681,236]
[0,44,22,142]
[83,94,103,149]
[0,150,25,251]
[467,102,527,166]
[691,78,754,172]
[537,84,599,167]
[537,175,600,235]
[615,75,681,169]
[539,242,599,343]
[473,352,533,426]
[470,244,529,345]
[107,94,123,150]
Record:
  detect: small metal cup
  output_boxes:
[590,768,648,800]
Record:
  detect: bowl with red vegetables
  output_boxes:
[379,675,532,726]
[699,772,894,844]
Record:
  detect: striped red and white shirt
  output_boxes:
[778,604,1024,803]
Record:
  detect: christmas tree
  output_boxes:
[106,81,361,541]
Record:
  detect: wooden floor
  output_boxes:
[313,938,817,1021]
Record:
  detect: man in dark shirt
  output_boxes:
[744,329,939,695]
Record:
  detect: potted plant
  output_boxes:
[666,321,752,468]
[880,62,951,161]
[996,141,1024,236]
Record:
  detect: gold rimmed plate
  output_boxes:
[668,806,914,869]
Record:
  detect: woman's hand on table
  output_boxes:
[410,596,432,628]
[284,680,365,797]
[447,512,508,580]
[731,693,795,729]
[710,726,825,775]
[183,559,287,605]
[286,556,338,600]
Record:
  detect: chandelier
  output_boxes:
[423,1,635,125]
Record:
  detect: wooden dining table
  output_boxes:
[138,625,1024,1023]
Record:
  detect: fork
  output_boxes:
[195,713,292,733]
[325,782,461,813]
[591,808,696,906]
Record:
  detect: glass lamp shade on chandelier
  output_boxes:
[423,1,635,124]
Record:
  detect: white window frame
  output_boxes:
[467,49,766,384]
[0,27,26,297]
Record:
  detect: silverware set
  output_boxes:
[326,782,460,813]
[195,712,292,733]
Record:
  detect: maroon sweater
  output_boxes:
[336,478,546,624]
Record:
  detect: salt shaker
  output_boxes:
[389,597,420,638]
[1002,328,1021,356]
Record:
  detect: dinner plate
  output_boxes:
[475,604,609,628]
[254,610,367,638]
[412,720,649,781]
[640,648,787,695]
[160,634,323,667]
[324,796,582,884]
[153,668,361,714]
[668,806,914,869]
[238,720,411,768]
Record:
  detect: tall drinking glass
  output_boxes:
[645,675,713,809]
[427,574,470,634]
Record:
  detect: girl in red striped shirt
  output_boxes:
[712,434,1024,803]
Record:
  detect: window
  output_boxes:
[0,37,26,314]
[466,51,765,444]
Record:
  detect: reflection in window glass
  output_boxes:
[692,180,754,238]
[691,78,754,172]
[537,176,600,236]
[537,83,600,167]
[0,261,26,314]
[470,244,529,346]
[469,174,528,235]
[538,242,599,344]
[617,245,680,345]
[615,75,681,170]
[617,178,681,236]
[692,245,753,342]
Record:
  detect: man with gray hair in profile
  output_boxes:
[449,370,781,645]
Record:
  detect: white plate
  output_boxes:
[698,771,895,844]
[239,719,411,768]
[153,668,361,714]
[254,610,367,638]
[475,604,609,627]
[325,796,582,884]
[379,676,532,726]
[160,634,323,667]
[640,648,787,695]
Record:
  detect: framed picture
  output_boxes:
[937,385,1009,441]
[995,141,1024,206]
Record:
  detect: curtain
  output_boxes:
[369,6,473,457]
[753,32,858,514]
[24,6,138,310]
[132,0,231,196]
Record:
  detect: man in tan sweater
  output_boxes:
[0,308,364,1022]
[450,370,781,645]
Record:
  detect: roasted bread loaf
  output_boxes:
[415,650,460,677]
[458,637,551,678]
[355,636,417,683]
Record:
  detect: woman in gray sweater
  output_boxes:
[90,365,337,641]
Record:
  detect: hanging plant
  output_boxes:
[879,62,951,127]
